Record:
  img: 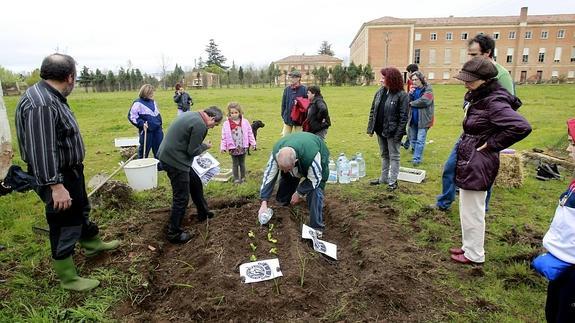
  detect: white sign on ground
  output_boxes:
[192,152,220,185]
[239,258,283,284]
[301,224,338,260]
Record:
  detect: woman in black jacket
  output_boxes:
[303,86,331,139]
[366,67,409,191]
[173,83,193,116]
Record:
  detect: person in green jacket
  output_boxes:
[158,106,223,243]
[258,132,330,233]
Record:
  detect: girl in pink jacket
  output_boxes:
[220,102,257,183]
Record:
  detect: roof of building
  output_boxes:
[366,13,575,26]
[275,54,343,64]
[351,12,575,45]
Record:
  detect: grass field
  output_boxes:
[1,84,574,321]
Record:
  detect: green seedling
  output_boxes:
[250,254,257,261]
[250,243,257,252]
[269,247,278,255]
[248,230,255,238]
[268,224,275,232]
[267,232,277,243]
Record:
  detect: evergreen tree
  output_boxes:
[347,62,359,85]
[238,66,244,86]
[331,65,346,86]
[205,39,227,69]
[106,71,117,92]
[363,64,375,85]
[316,66,329,86]
[318,41,335,56]
[78,66,92,92]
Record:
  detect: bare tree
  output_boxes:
[159,54,171,90]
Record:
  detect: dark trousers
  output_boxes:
[546,267,575,322]
[275,172,325,230]
[34,164,99,260]
[163,162,209,234]
[138,129,164,159]
[231,154,246,181]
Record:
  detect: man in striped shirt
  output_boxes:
[15,53,119,292]
[258,132,330,234]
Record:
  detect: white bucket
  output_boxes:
[123,158,159,191]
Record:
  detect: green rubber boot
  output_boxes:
[53,256,100,291]
[80,236,120,257]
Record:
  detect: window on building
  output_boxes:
[460,48,467,64]
[522,48,529,63]
[509,31,516,39]
[428,72,435,80]
[461,32,468,40]
[415,33,421,41]
[568,71,575,78]
[444,48,452,64]
[506,48,514,63]
[443,72,450,79]
[446,32,453,40]
[552,70,559,78]
[525,31,532,39]
[430,32,437,41]
[541,31,548,39]
[571,46,575,62]
[414,49,421,64]
[493,32,500,40]
[493,48,498,62]
[429,49,436,65]
[554,47,562,63]
[557,29,565,38]
[539,48,546,62]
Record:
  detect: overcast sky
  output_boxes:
[1,0,574,75]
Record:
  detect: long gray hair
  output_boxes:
[411,71,428,87]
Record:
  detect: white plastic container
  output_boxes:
[123,158,159,191]
[397,167,426,184]
[114,137,139,147]
[327,159,337,184]
[338,159,350,184]
[349,158,359,181]
[356,152,366,178]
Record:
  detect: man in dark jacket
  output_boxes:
[15,53,119,291]
[303,85,331,139]
[281,70,307,136]
[158,106,223,243]
[173,83,193,115]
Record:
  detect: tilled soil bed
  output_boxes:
[95,193,466,322]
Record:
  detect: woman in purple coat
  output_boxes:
[449,57,532,265]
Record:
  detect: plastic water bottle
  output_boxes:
[349,157,359,181]
[339,158,350,184]
[336,153,346,173]
[259,208,273,225]
[327,159,337,183]
[356,152,366,178]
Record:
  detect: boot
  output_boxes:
[53,256,100,291]
[80,235,120,257]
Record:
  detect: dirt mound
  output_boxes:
[90,180,133,210]
[99,194,465,321]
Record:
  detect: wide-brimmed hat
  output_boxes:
[454,57,498,82]
[288,70,302,77]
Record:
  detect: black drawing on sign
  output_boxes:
[314,241,327,252]
[246,262,273,280]
[196,157,213,169]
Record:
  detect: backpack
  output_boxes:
[290,97,309,126]
[0,165,38,196]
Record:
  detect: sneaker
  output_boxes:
[425,204,449,212]
[233,179,241,184]
[167,231,192,244]
[387,182,399,191]
[369,179,382,186]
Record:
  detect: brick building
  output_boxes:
[274,54,343,86]
[350,7,575,84]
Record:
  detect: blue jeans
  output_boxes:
[408,124,428,164]
[436,140,492,211]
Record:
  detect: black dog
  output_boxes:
[249,120,265,155]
